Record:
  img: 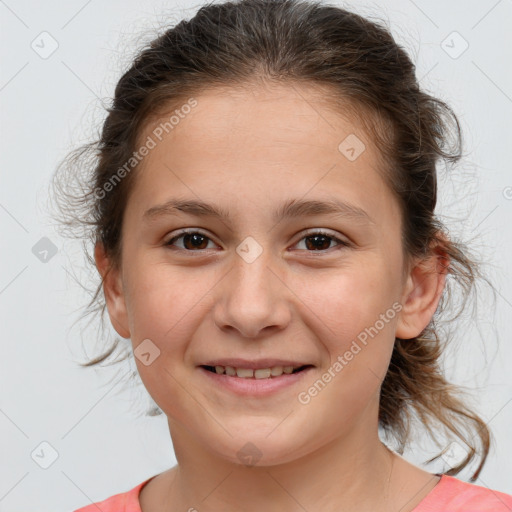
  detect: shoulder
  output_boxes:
[72,477,154,512]
[415,474,512,512]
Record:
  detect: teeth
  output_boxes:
[254,368,271,379]
[271,366,284,376]
[211,365,302,379]
[236,368,254,378]
[224,366,236,376]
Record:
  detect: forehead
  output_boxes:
[141,81,375,154]
[130,82,399,227]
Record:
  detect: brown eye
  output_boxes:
[164,229,350,254]
[165,231,216,251]
[295,231,350,252]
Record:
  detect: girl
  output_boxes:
[54,0,512,510]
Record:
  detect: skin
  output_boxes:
[95,82,448,512]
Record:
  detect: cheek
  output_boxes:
[298,261,399,388]
[309,315,396,426]
[124,259,210,341]
[298,262,398,335]
[134,353,195,426]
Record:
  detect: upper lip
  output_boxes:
[199,358,314,370]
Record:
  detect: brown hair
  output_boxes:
[50,0,497,481]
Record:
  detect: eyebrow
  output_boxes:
[143,197,375,224]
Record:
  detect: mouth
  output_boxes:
[200,364,314,379]
[196,357,316,396]
[198,362,315,396]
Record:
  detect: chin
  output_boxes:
[210,430,313,468]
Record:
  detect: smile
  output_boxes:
[201,364,312,378]
[198,364,315,397]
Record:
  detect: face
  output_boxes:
[98,83,438,467]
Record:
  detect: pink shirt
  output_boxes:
[73,473,512,511]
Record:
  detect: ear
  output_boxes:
[395,240,450,340]
[94,242,131,339]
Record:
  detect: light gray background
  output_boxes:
[0,0,511,510]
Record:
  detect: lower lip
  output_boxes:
[197,366,314,397]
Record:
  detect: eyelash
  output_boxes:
[163,229,351,254]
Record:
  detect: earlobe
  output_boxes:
[395,247,449,340]
[93,242,131,339]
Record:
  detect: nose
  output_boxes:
[213,251,292,339]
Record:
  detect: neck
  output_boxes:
[162,401,397,511]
